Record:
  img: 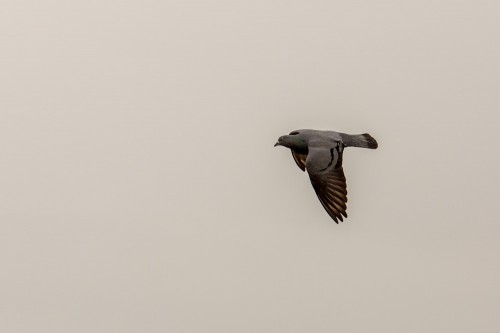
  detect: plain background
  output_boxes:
[1,1,499,332]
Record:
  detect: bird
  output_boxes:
[274,129,378,223]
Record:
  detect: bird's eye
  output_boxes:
[289,131,299,135]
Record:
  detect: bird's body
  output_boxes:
[274,129,377,223]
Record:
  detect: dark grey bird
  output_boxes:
[274,129,378,223]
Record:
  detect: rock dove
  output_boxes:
[274,129,378,223]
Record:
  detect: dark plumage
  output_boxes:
[274,129,377,223]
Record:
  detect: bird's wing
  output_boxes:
[306,144,348,223]
[291,151,307,171]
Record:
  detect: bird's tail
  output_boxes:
[342,133,378,149]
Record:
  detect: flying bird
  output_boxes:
[274,129,378,223]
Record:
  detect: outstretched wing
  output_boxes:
[306,145,348,223]
[291,151,307,171]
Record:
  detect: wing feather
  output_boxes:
[306,146,348,223]
[291,151,307,171]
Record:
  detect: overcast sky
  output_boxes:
[1,1,499,332]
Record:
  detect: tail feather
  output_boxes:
[360,133,378,149]
[342,133,378,149]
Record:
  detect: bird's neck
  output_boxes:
[291,145,308,154]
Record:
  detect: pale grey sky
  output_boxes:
[1,1,499,332]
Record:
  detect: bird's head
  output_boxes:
[274,131,308,150]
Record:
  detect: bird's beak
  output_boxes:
[274,142,280,147]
